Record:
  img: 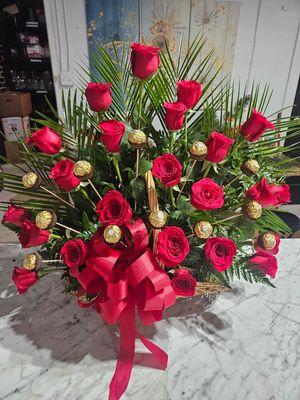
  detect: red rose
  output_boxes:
[157,226,190,267]
[85,82,112,112]
[248,251,278,278]
[205,131,234,163]
[18,219,49,248]
[191,178,224,210]
[98,120,126,153]
[130,42,160,80]
[96,190,132,226]
[171,268,196,297]
[164,101,188,131]
[152,153,182,188]
[205,237,236,272]
[12,267,38,294]
[255,233,280,255]
[240,109,275,142]
[177,80,202,109]
[2,204,30,226]
[60,239,88,269]
[50,159,81,192]
[26,126,62,155]
[245,178,290,207]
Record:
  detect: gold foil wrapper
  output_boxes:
[241,160,260,176]
[148,210,168,229]
[35,210,56,229]
[189,141,208,160]
[23,253,37,270]
[22,172,39,189]
[103,225,122,244]
[73,160,93,179]
[128,130,147,149]
[242,201,262,220]
[194,220,213,239]
[259,232,276,250]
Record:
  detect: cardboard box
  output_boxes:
[1,116,30,141]
[4,141,23,163]
[0,91,32,117]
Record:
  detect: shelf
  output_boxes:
[12,88,54,95]
[9,57,51,66]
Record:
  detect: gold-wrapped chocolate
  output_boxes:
[73,160,93,180]
[242,201,262,220]
[241,160,260,176]
[128,130,147,149]
[148,210,168,229]
[258,232,277,250]
[23,252,42,271]
[189,141,208,160]
[194,221,213,239]
[103,225,122,244]
[35,210,57,229]
[22,172,41,190]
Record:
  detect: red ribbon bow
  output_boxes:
[76,218,176,400]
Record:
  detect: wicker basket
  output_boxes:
[144,170,229,297]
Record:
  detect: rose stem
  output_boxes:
[178,159,197,197]
[169,188,176,209]
[40,185,76,209]
[112,154,123,184]
[169,130,174,153]
[223,173,242,190]
[184,112,188,151]
[79,187,96,210]
[50,234,62,239]
[88,179,102,200]
[135,80,144,210]
[213,213,242,225]
[56,222,80,234]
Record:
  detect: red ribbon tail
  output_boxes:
[137,331,168,370]
[109,301,135,400]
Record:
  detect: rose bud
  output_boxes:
[240,109,275,142]
[248,251,278,278]
[152,153,182,188]
[255,232,280,255]
[130,42,160,80]
[164,101,188,131]
[73,160,93,181]
[26,126,62,155]
[96,190,132,226]
[50,159,81,192]
[191,178,224,211]
[245,178,290,207]
[205,131,234,163]
[2,204,30,227]
[85,82,112,112]
[98,120,126,153]
[205,237,237,272]
[157,226,190,268]
[18,219,49,248]
[23,252,43,271]
[22,172,41,190]
[171,268,197,297]
[177,80,202,109]
[12,267,38,294]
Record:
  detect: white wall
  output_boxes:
[44,0,300,118]
[43,0,89,117]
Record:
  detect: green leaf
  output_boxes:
[136,159,152,175]
[130,177,146,200]
[177,195,190,212]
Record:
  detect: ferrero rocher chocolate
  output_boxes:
[103,224,122,244]
[128,130,147,149]
[23,252,42,271]
[241,160,260,176]
[242,201,262,220]
[194,221,213,239]
[22,172,41,190]
[189,141,208,160]
[148,210,168,229]
[35,210,57,229]
[73,160,93,180]
[258,232,277,250]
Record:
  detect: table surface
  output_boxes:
[0,240,299,400]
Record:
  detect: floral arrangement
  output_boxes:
[1,37,299,399]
